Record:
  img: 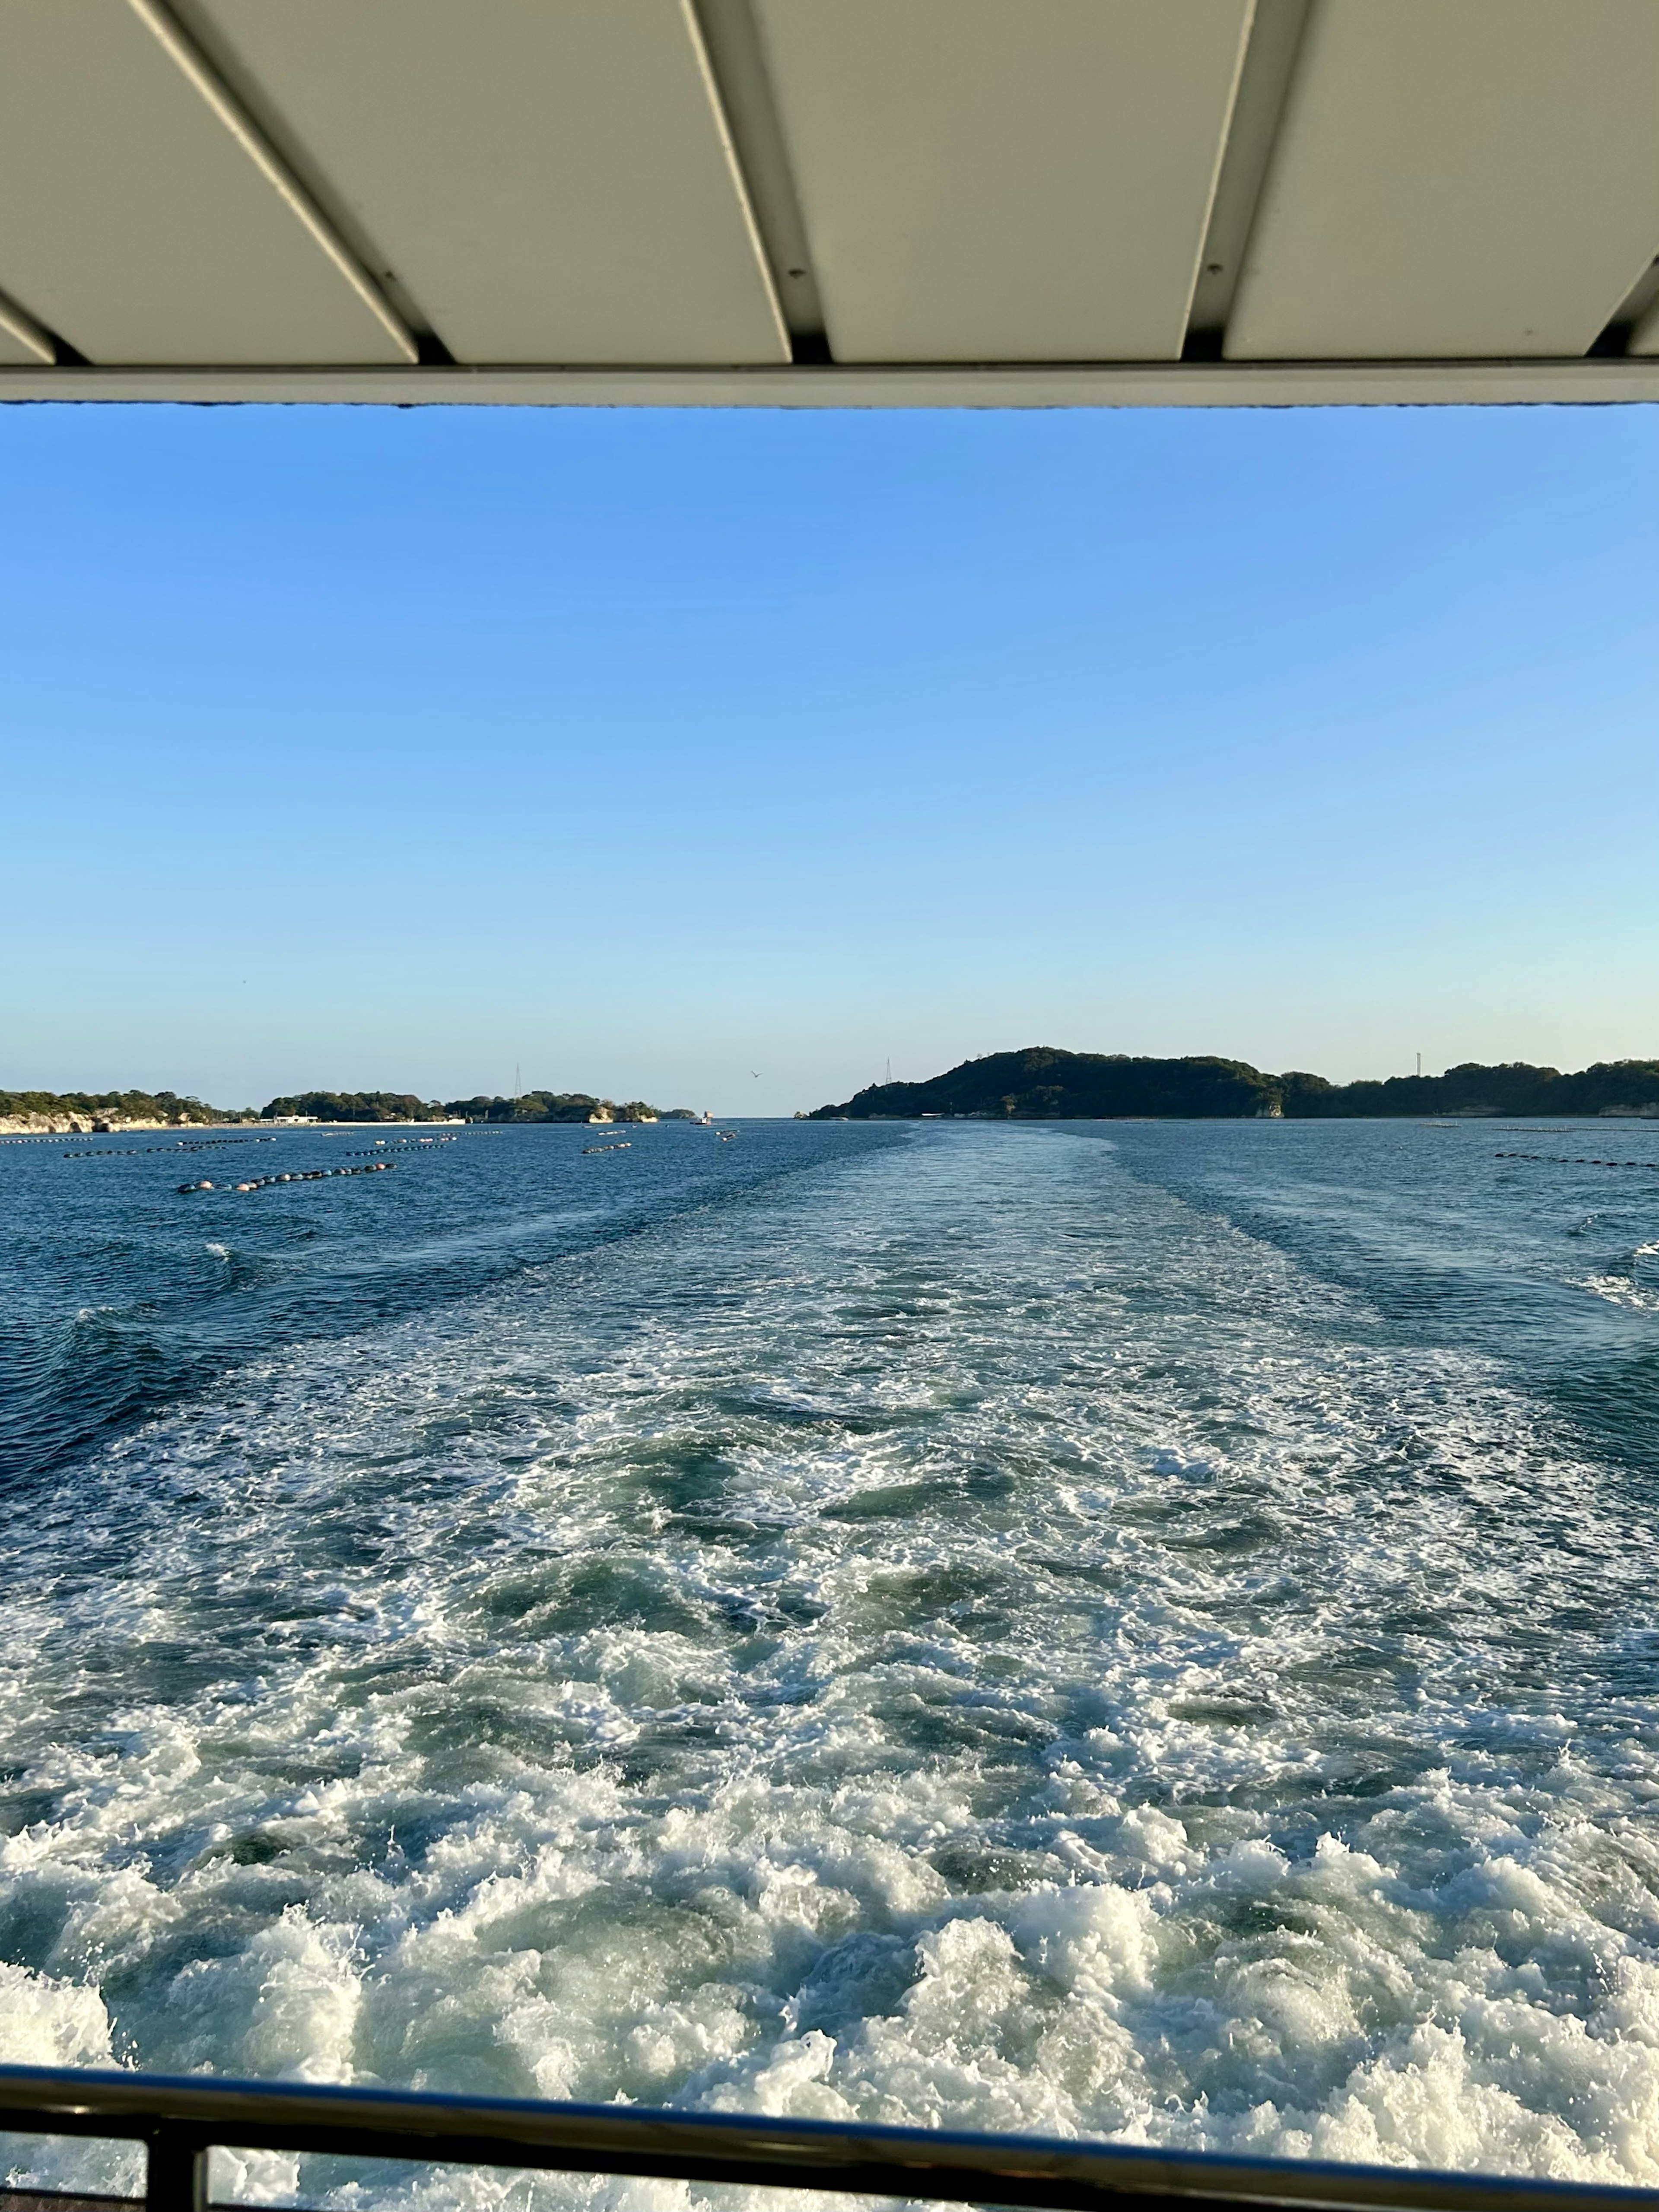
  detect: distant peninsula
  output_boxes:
[0,1086,691,1135]
[0,1088,255,1136]
[808,1047,1659,1122]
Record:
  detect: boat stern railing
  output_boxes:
[0,2066,1653,2212]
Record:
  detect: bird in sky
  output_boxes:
[750,1071,761,1078]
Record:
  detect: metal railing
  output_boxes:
[0,2067,1654,2212]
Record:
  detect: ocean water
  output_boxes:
[2,1116,1659,2203]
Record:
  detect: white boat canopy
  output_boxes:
[1,0,1656,410]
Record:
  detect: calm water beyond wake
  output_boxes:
[3,1117,1659,2197]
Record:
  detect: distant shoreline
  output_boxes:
[0,1084,689,1135]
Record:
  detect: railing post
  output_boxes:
[146,2132,207,2212]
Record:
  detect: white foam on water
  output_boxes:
[1575,1232,1659,1310]
[3,1129,1658,2205]
[1576,1274,1659,1313]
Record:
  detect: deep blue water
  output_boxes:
[0,1118,905,1486]
[1,1115,1657,2194]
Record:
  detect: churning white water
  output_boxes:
[3,1125,1658,2202]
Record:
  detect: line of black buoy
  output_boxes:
[178,1163,397,1195]
[1495,1152,1659,1172]
[65,1135,276,1160]
[336,1137,459,1155]
[68,1131,464,1162]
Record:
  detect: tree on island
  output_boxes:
[437,1091,666,1124]
[261,1091,448,1123]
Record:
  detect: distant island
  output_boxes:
[0,1086,693,1135]
[259,1090,688,1126]
[808,1047,1659,1121]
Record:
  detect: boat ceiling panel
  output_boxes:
[182,0,789,366]
[1226,0,1659,361]
[0,0,1654,405]
[0,0,410,365]
[749,0,1253,363]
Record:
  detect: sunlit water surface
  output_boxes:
[3,1117,1659,2201]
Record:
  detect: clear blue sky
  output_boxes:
[1,399,1654,1116]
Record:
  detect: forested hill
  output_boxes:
[808,1048,1659,1121]
[260,1090,680,1124]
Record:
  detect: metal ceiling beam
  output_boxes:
[675,0,791,360]
[686,0,827,359]
[1599,252,1659,355]
[3,358,1654,408]
[1183,0,1313,357]
[124,0,421,365]
[0,281,63,365]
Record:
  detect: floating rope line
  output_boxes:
[1495,1152,1659,1172]
[64,1134,276,1159]
[66,1132,465,1160]
[336,1136,460,1154]
[178,1163,397,1195]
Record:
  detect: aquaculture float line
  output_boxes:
[336,1137,460,1153]
[1495,1153,1659,1172]
[64,1138,276,1160]
[177,1164,396,1195]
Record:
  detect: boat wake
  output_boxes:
[2,1130,1657,2201]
